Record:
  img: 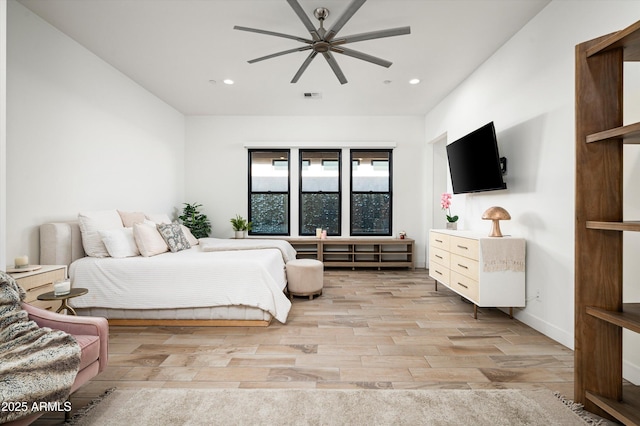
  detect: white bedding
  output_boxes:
[200,238,297,262]
[69,241,292,323]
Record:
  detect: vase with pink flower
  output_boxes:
[440,193,459,230]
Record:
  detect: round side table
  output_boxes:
[37,288,88,315]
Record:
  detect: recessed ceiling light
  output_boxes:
[223,79,234,85]
[409,78,421,85]
[208,80,216,85]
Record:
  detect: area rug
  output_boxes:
[68,388,602,425]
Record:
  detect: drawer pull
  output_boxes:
[435,239,443,243]
[457,282,468,289]
[435,270,443,275]
[435,255,443,259]
[457,263,468,269]
[457,245,468,250]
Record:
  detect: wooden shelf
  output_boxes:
[586,387,640,426]
[586,303,640,334]
[575,19,640,424]
[586,221,640,231]
[284,237,414,269]
[586,19,640,60]
[587,122,640,144]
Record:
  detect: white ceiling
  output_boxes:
[16,0,551,116]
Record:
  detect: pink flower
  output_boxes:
[440,193,458,223]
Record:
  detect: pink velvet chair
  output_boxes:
[6,304,109,425]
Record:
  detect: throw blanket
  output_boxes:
[200,238,298,262]
[481,238,526,272]
[0,271,81,423]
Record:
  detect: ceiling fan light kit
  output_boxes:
[234,0,411,84]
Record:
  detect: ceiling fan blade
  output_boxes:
[248,45,313,64]
[291,51,318,83]
[333,26,411,45]
[234,26,313,44]
[330,46,392,68]
[325,0,367,42]
[286,0,321,41]
[322,51,348,84]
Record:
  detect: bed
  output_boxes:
[40,222,294,326]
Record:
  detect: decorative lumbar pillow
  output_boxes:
[145,213,172,225]
[180,225,199,246]
[133,222,169,257]
[118,210,146,227]
[157,222,191,252]
[99,228,140,258]
[78,210,124,257]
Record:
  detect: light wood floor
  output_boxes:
[36,269,575,424]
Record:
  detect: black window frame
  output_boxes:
[350,149,393,236]
[248,149,291,236]
[299,149,342,236]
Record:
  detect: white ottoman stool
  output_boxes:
[286,259,324,300]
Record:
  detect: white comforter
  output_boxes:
[200,238,297,262]
[69,241,292,323]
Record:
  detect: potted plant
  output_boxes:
[440,193,459,230]
[178,202,211,239]
[230,214,252,239]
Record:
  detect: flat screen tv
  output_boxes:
[446,122,506,194]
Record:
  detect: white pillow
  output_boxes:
[145,213,172,224]
[99,228,140,258]
[133,222,169,257]
[180,225,199,246]
[78,210,124,257]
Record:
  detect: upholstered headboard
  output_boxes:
[40,222,86,267]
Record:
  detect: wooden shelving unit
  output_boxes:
[283,237,414,270]
[575,19,640,425]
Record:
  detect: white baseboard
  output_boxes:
[624,359,640,385]
[508,309,574,350]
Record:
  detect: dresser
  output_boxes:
[10,265,67,311]
[429,229,525,318]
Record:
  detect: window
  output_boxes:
[299,150,341,236]
[350,150,392,235]
[248,150,290,235]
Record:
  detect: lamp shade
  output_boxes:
[482,206,511,237]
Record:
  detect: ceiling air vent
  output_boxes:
[303,92,322,99]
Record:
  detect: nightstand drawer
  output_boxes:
[450,235,479,259]
[450,271,479,302]
[429,231,450,251]
[450,253,479,280]
[28,299,57,311]
[11,265,67,307]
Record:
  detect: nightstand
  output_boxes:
[9,265,67,311]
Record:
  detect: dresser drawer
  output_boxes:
[450,253,479,280]
[430,247,450,268]
[429,263,450,286]
[450,271,479,302]
[429,231,450,251]
[450,235,479,260]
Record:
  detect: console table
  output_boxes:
[429,229,525,318]
[283,237,414,270]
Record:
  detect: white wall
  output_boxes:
[6,0,186,264]
[424,0,640,383]
[0,0,7,271]
[185,115,429,266]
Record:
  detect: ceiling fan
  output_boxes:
[234,0,411,84]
